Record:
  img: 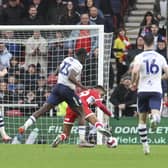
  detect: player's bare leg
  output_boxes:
[72,107,95,147]
[52,124,72,148]
[18,103,54,134]
[149,109,161,131]
[86,114,112,137]
[138,113,150,155]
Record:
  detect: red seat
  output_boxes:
[5,110,23,117]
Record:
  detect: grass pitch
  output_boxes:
[0,144,167,168]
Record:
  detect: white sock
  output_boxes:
[78,125,86,142]
[95,122,104,130]
[24,116,36,130]
[138,123,148,145]
[0,116,7,137]
[0,126,7,137]
[152,113,161,123]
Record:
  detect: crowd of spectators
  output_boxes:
[0,0,134,31]
[111,4,167,118]
[0,0,167,118]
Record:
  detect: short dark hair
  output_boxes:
[95,85,106,93]
[143,33,154,46]
[76,48,87,57]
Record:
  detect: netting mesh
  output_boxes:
[0,26,112,144]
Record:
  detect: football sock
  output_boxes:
[24,115,36,130]
[60,133,67,141]
[0,116,6,137]
[78,125,86,142]
[138,123,148,144]
[95,122,104,129]
[152,113,161,123]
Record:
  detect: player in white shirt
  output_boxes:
[18,48,94,147]
[131,33,168,155]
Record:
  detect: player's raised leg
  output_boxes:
[18,103,54,134]
[86,114,112,137]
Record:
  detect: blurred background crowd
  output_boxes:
[0,0,167,118]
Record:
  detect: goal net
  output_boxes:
[0,25,113,145]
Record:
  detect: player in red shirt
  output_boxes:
[52,85,113,147]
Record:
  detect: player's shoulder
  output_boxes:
[90,88,100,97]
[63,56,74,62]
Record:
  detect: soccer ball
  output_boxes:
[107,137,118,148]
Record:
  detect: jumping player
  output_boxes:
[18,48,94,147]
[131,33,168,154]
[52,85,113,148]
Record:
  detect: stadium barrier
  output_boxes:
[110,117,168,145]
[2,116,168,145]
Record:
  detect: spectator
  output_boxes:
[0,5,4,24]
[24,90,36,104]
[7,56,25,85]
[46,0,66,25]
[7,75,17,92]
[127,0,136,11]
[68,13,98,55]
[24,90,37,115]
[110,0,123,29]
[24,64,40,91]
[22,5,45,25]
[48,31,68,74]
[1,0,25,25]
[35,75,47,106]
[83,48,98,87]
[0,80,13,103]
[30,0,48,23]
[0,42,12,71]
[25,31,47,76]
[14,83,25,104]
[150,22,166,50]
[113,27,131,84]
[82,0,104,18]
[156,38,167,61]
[139,11,158,36]
[2,30,22,57]
[154,0,167,22]
[60,1,80,25]
[97,0,114,32]
[36,75,47,92]
[126,36,144,67]
[89,6,105,26]
[109,76,137,119]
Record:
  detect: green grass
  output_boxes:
[0,144,168,168]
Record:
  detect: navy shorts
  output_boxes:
[137,92,162,113]
[46,84,82,108]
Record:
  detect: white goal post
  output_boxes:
[0,25,113,145]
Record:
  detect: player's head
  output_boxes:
[143,33,154,47]
[76,48,87,64]
[95,85,106,97]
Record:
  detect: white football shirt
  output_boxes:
[133,50,168,93]
[57,57,83,90]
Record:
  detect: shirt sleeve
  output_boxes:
[95,100,112,117]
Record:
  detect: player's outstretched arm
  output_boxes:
[95,101,112,117]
